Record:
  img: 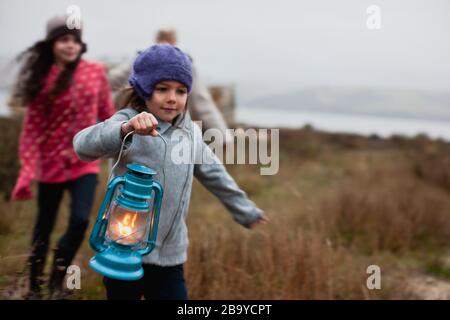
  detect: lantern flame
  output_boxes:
[117,213,138,238]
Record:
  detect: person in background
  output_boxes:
[109,28,232,143]
[10,15,115,299]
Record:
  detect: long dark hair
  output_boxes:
[13,37,86,106]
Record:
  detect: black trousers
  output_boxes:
[29,174,98,291]
[103,264,188,300]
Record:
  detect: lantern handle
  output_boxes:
[89,176,126,253]
[138,180,164,256]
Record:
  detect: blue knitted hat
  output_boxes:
[129,44,192,101]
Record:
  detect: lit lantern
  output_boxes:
[89,163,163,280]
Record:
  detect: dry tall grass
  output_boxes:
[317,170,450,254]
[1,121,449,299]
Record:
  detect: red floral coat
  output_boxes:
[12,59,115,200]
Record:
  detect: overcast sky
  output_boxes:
[1,0,449,100]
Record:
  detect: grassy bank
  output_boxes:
[1,116,449,299]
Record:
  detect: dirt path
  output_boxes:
[406,275,450,300]
[2,272,29,300]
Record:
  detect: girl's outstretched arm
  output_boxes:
[192,125,267,228]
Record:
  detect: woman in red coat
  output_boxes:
[11,15,115,299]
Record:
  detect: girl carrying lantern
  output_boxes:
[74,43,268,300]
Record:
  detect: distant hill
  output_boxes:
[244,86,450,122]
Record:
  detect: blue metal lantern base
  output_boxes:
[89,245,144,281]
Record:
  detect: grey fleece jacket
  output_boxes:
[73,107,263,266]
